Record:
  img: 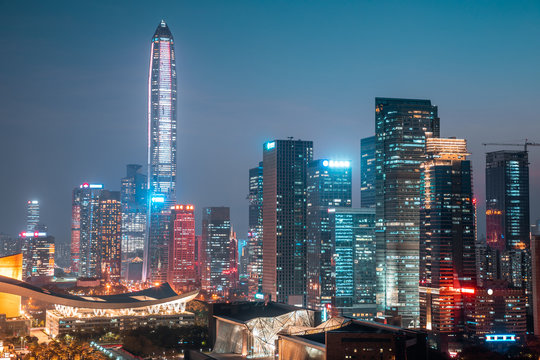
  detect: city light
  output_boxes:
[265,141,275,150]
[322,159,351,168]
[485,334,516,342]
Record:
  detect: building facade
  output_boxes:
[26,200,39,232]
[20,231,54,282]
[306,159,352,310]
[247,162,263,297]
[201,207,234,295]
[262,139,313,306]
[485,151,530,292]
[418,137,476,350]
[98,191,122,281]
[375,98,440,327]
[120,164,147,280]
[360,136,376,208]
[145,20,178,281]
[168,204,197,292]
[146,195,171,284]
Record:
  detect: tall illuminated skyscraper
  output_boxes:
[26,200,40,231]
[375,97,440,327]
[247,162,263,296]
[145,20,177,281]
[360,136,376,208]
[169,205,197,292]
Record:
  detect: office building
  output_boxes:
[330,207,376,319]
[145,195,171,284]
[145,20,178,281]
[71,183,103,277]
[201,207,234,295]
[26,200,39,232]
[375,98,440,327]
[0,233,18,257]
[419,137,475,351]
[262,139,313,306]
[532,235,540,336]
[360,136,376,208]
[247,162,263,297]
[485,151,530,291]
[306,159,352,310]
[98,190,122,281]
[168,204,197,292]
[120,164,147,279]
[20,231,54,282]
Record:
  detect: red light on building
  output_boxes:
[472,198,477,205]
[460,288,475,294]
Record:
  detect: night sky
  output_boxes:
[1,1,539,251]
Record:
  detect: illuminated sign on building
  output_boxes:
[322,160,351,168]
[151,196,165,203]
[265,141,276,150]
[485,334,516,342]
[80,183,104,189]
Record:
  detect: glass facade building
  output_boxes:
[375,97,440,327]
[121,164,147,279]
[201,207,234,295]
[419,137,476,350]
[306,159,352,310]
[485,151,530,297]
[360,136,376,208]
[20,231,54,282]
[145,20,177,281]
[98,190,122,281]
[26,200,40,232]
[262,139,313,306]
[169,205,197,292]
[247,162,263,297]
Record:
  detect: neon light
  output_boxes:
[20,232,47,237]
[89,184,103,189]
[254,293,264,300]
[151,196,165,203]
[460,288,475,294]
[322,159,351,168]
[82,183,89,188]
[266,141,275,150]
[486,334,516,342]
[323,160,329,166]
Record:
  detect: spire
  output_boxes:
[153,19,172,38]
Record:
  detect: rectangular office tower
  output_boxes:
[121,164,147,280]
[145,195,171,284]
[485,151,530,290]
[262,139,313,306]
[169,205,197,292]
[360,136,376,208]
[330,207,376,319]
[201,207,235,295]
[26,200,40,231]
[98,190,122,281]
[306,159,352,310]
[247,162,263,297]
[419,138,475,351]
[20,231,54,283]
[375,98,440,327]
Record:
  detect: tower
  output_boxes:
[145,20,177,281]
[247,162,263,297]
[360,136,376,208]
[375,98,440,327]
[26,200,40,232]
[169,205,197,292]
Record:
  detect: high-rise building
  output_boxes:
[418,137,476,350]
[360,136,376,208]
[0,233,18,258]
[145,195,171,284]
[247,162,263,297]
[121,164,147,279]
[145,19,177,282]
[201,207,234,295]
[168,204,197,292]
[531,235,540,336]
[375,97,440,327]
[71,183,103,277]
[20,231,54,282]
[262,139,313,306]
[306,159,352,310]
[98,190,122,281]
[26,200,39,232]
[330,207,376,319]
[485,151,530,291]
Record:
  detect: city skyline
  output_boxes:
[1,1,540,249]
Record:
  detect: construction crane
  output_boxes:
[482,139,540,152]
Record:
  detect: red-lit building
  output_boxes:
[168,205,197,293]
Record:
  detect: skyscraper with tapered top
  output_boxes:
[144,20,177,281]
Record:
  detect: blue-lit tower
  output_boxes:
[144,20,177,282]
[360,136,376,208]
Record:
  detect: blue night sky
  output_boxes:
[0,0,539,248]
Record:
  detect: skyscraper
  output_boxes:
[330,207,377,319]
[71,183,103,277]
[262,139,313,306]
[98,190,122,281]
[419,137,475,350]
[360,136,376,208]
[121,164,147,279]
[375,98,440,327]
[146,195,171,284]
[20,230,54,282]
[485,150,530,290]
[145,19,177,281]
[201,207,233,295]
[306,159,352,310]
[247,162,263,297]
[26,200,39,232]
[169,204,197,292]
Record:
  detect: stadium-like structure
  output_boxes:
[0,275,198,337]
